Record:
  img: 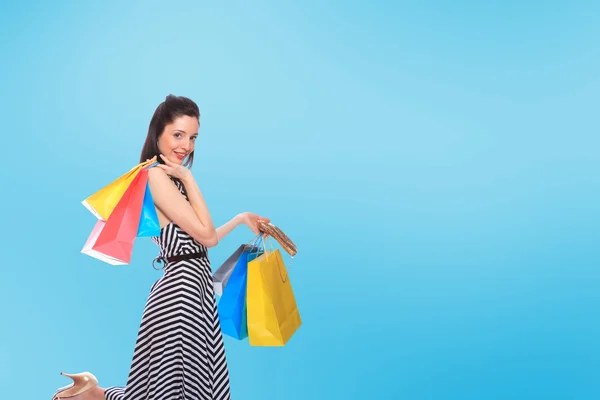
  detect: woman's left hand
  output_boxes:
[156,154,192,181]
[240,212,271,237]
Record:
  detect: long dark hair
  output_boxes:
[140,94,200,168]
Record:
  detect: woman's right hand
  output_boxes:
[156,154,192,181]
[240,212,271,237]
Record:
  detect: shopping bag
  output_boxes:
[136,164,160,237]
[82,157,156,221]
[214,243,263,296]
[214,244,247,297]
[246,243,301,346]
[81,219,116,264]
[218,250,250,340]
[81,167,148,265]
[217,238,264,340]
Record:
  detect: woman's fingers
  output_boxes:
[159,154,173,165]
[257,217,270,225]
[160,154,177,167]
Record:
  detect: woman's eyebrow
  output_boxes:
[174,129,198,135]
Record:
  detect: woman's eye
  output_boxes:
[191,136,197,141]
[174,133,181,138]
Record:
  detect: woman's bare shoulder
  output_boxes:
[148,166,167,179]
[148,167,179,193]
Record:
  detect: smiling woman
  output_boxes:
[51,94,270,400]
[140,95,200,168]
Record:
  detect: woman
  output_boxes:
[52,95,269,400]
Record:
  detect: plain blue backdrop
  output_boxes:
[1,0,599,399]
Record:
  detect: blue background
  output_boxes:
[1,0,599,398]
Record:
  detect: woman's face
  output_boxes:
[157,115,199,165]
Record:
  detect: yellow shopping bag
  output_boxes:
[246,239,301,346]
[81,157,156,221]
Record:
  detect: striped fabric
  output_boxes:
[104,177,231,400]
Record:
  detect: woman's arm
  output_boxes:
[214,213,271,246]
[180,174,215,231]
[148,167,218,247]
[151,154,270,248]
[215,214,244,244]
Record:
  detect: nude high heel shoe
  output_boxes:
[51,372,98,400]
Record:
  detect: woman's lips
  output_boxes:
[174,152,186,160]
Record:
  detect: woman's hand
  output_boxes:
[156,154,192,181]
[240,212,271,237]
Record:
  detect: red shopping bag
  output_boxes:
[81,168,149,265]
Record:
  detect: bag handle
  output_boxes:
[262,235,295,283]
[143,159,159,170]
[245,233,264,258]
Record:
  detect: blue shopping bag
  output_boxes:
[218,237,263,340]
[137,163,160,237]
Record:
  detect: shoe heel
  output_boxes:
[60,371,98,385]
[52,372,98,399]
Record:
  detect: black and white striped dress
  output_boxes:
[105,177,231,400]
